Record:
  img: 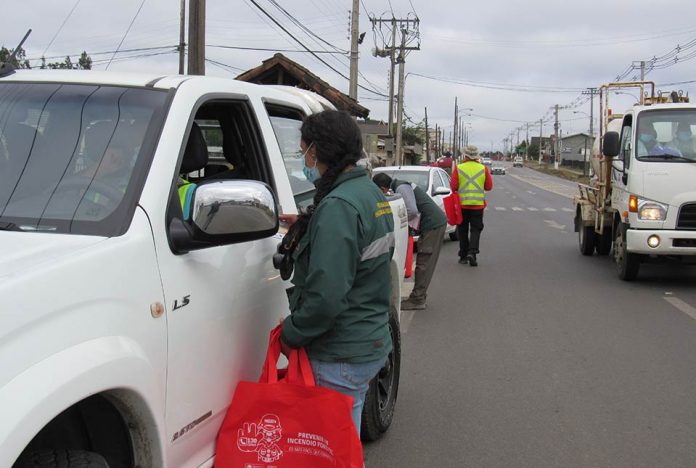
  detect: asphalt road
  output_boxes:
[364,163,696,468]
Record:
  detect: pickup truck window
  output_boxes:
[636,110,696,162]
[0,83,168,235]
[265,105,314,210]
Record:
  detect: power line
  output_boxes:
[28,45,176,62]
[42,0,82,57]
[408,72,585,93]
[205,58,247,72]
[106,0,148,70]
[207,44,346,54]
[245,0,388,98]
[266,0,348,54]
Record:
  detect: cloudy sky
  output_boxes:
[4,0,696,151]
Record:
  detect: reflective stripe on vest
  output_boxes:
[457,163,485,206]
[178,178,196,221]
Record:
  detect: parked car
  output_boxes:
[513,156,524,167]
[481,157,492,166]
[491,165,506,175]
[373,165,459,241]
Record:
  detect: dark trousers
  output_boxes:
[410,224,446,303]
[458,209,484,258]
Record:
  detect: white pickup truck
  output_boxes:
[0,70,408,467]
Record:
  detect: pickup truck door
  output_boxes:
[147,89,290,467]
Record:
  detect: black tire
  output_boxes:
[595,229,612,256]
[614,225,640,281]
[448,231,458,241]
[361,312,401,441]
[14,450,109,468]
[578,224,595,256]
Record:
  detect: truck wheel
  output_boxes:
[14,450,109,468]
[578,225,595,256]
[449,231,458,241]
[614,226,640,281]
[595,229,613,256]
[361,312,401,441]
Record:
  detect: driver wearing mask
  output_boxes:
[670,123,696,158]
[636,124,682,158]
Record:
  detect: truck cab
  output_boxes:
[0,70,407,467]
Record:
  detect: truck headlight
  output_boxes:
[637,199,668,221]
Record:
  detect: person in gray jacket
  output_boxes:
[373,173,447,310]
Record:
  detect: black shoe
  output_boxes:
[466,254,478,267]
[458,256,468,264]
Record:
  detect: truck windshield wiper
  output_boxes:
[0,221,23,231]
[641,154,695,162]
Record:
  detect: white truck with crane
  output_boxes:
[574,81,696,280]
[0,68,408,467]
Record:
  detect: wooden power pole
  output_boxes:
[187,0,205,75]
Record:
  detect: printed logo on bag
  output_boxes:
[237,414,284,463]
[237,414,338,465]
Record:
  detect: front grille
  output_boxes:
[673,239,696,248]
[677,203,696,229]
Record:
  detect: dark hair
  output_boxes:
[372,172,392,189]
[277,111,363,271]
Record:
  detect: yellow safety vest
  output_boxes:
[178,177,196,221]
[457,161,486,206]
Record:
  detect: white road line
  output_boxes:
[527,207,539,211]
[512,207,523,211]
[664,297,696,321]
[562,207,574,212]
[527,190,536,195]
[400,310,416,334]
[543,207,557,212]
[495,207,507,211]
[544,219,566,230]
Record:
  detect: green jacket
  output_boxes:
[392,179,447,232]
[281,167,394,363]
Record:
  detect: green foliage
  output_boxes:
[0,46,31,69]
[401,126,423,146]
[44,51,92,70]
[527,143,539,158]
[515,140,528,155]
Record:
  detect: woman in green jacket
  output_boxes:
[279,110,394,435]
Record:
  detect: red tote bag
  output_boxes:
[215,325,364,468]
[444,191,463,225]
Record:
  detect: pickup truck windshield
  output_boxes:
[0,83,167,235]
[635,110,696,162]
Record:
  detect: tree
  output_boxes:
[515,140,528,156]
[401,125,424,146]
[45,51,92,70]
[527,143,539,158]
[0,46,31,69]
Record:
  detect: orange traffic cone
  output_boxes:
[404,235,414,278]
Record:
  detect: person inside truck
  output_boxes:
[669,122,696,159]
[278,110,393,437]
[636,123,682,158]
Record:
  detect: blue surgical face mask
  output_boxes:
[639,133,656,145]
[302,143,320,182]
[677,131,691,143]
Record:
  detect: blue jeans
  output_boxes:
[310,358,387,436]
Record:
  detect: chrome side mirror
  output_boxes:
[432,186,451,196]
[170,179,278,252]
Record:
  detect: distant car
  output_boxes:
[481,157,492,166]
[491,165,506,175]
[372,165,459,241]
[513,156,523,167]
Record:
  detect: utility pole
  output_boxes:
[178,0,186,74]
[452,97,458,158]
[187,0,205,75]
[553,104,560,169]
[424,107,430,162]
[394,29,407,165]
[539,118,543,164]
[525,122,529,160]
[640,60,645,81]
[348,0,359,100]
[387,19,397,137]
[581,87,598,176]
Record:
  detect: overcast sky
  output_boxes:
[4,0,696,151]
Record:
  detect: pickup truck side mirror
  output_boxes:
[603,131,620,157]
[170,179,278,253]
[432,186,451,196]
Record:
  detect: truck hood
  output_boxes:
[0,232,106,281]
[639,164,696,207]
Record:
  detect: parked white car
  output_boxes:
[372,165,459,241]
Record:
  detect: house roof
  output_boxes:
[358,121,390,136]
[561,132,593,140]
[236,53,370,118]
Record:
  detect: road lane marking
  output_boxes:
[562,207,574,212]
[544,219,566,231]
[527,190,536,195]
[543,207,557,212]
[495,207,506,211]
[512,207,523,211]
[527,207,539,211]
[664,297,696,321]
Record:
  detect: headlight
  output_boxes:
[637,199,668,221]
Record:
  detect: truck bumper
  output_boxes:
[627,229,696,255]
